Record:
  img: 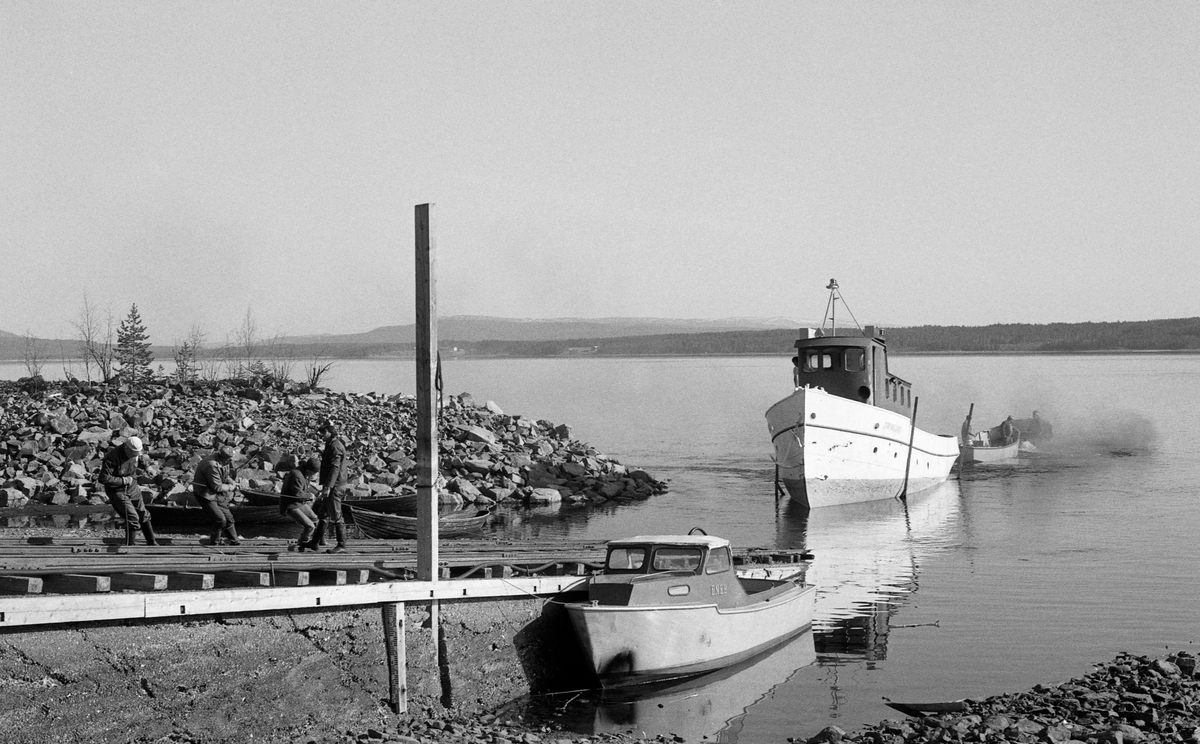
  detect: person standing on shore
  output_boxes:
[960,414,973,445]
[281,457,321,551]
[193,446,242,546]
[315,419,350,553]
[99,436,157,546]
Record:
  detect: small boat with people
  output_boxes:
[1011,410,1053,449]
[765,280,960,508]
[565,530,816,689]
[959,404,1021,464]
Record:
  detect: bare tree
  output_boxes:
[70,292,116,382]
[305,359,335,389]
[58,341,77,380]
[265,331,295,386]
[221,307,262,380]
[174,324,208,383]
[22,331,48,378]
[304,347,335,389]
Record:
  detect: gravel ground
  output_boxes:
[795,651,1199,744]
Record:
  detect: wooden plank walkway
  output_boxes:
[0,535,813,633]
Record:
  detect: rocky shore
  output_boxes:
[799,651,1199,744]
[0,377,668,512]
[146,650,1199,744]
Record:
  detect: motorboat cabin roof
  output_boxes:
[606,534,730,550]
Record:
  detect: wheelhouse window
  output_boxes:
[652,547,703,572]
[705,547,732,575]
[606,547,646,571]
[844,348,865,371]
[802,349,843,372]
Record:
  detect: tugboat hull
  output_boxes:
[767,386,959,508]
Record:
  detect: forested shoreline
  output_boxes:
[7,316,1200,364]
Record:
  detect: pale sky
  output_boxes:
[2,2,1197,343]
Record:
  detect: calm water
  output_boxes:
[4,354,1198,741]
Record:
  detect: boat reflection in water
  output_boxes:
[572,628,817,743]
[776,479,962,661]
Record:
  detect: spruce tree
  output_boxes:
[116,304,154,386]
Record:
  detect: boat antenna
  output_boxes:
[820,278,865,335]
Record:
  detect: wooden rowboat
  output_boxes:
[146,503,292,526]
[242,488,418,515]
[883,699,969,717]
[344,492,417,514]
[344,504,491,539]
[566,531,817,688]
[960,437,1020,464]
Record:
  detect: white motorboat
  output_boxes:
[566,532,816,688]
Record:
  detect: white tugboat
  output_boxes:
[765,280,960,508]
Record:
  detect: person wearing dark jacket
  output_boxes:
[1001,416,1016,446]
[313,419,350,553]
[281,457,321,551]
[99,436,156,545]
[193,446,241,546]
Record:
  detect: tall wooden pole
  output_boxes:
[415,204,439,581]
[899,396,919,502]
[382,601,406,713]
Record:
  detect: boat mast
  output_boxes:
[820,278,866,336]
[823,278,838,335]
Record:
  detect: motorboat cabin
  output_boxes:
[584,534,795,610]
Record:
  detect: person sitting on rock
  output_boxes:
[315,418,350,554]
[281,457,321,552]
[98,435,157,546]
[193,445,242,546]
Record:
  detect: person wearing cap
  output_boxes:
[193,445,242,546]
[314,419,350,553]
[99,436,157,546]
[281,456,321,551]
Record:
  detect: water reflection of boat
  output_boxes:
[585,628,817,742]
[775,481,962,659]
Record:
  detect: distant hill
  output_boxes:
[284,315,807,346]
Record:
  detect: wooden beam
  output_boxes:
[216,571,270,588]
[0,576,589,627]
[414,203,439,582]
[310,569,348,585]
[171,573,215,590]
[382,602,406,713]
[111,573,168,592]
[0,575,42,594]
[273,570,309,588]
[42,574,111,594]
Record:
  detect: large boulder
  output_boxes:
[0,488,29,508]
[527,487,562,505]
[49,414,78,435]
